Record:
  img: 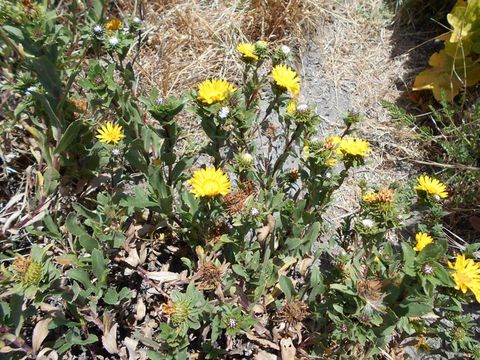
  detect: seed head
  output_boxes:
[93,24,103,35]
[361,219,375,228]
[218,106,230,119]
[280,45,291,55]
[228,318,237,328]
[422,264,434,275]
[296,104,308,113]
[108,36,119,46]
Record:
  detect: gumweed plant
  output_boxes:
[0,0,479,359]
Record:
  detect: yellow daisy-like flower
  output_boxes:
[96,122,125,144]
[105,18,122,31]
[413,232,433,252]
[448,254,480,302]
[286,100,297,114]
[415,175,448,199]
[197,79,236,105]
[271,64,301,96]
[363,192,378,203]
[338,138,371,158]
[237,43,258,61]
[187,167,231,198]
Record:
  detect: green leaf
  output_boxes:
[398,295,433,317]
[402,242,416,276]
[232,264,249,280]
[67,269,91,289]
[79,235,99,253]
[430,261,454,287]
[55,119,85,154]
[103,288,119,305]
[91,249,107,281]
[31,56,62,100]
[279,276,294,301]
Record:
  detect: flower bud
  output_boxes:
[361,219,375,228]
[280,45,291,55]
[236,152,254,169]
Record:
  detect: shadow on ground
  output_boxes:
[385,0,456,108]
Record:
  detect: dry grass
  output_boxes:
[117,0,324,95]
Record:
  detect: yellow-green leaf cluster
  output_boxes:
[413,0,480,101]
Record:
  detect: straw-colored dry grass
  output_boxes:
[117,0,324,95]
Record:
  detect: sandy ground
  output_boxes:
[298,0,421,225]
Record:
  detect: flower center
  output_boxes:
[203,179,218,195]
[457,270,471,285]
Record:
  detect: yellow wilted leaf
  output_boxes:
[412,49,480,101]
[444,0,480,56]
[447,0,480,44]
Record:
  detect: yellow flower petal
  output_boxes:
[96,121,125,144]
[271,64,301,96]
[197,79,236,105]
[415,175,448,198]
[413,232,433,252]
[187,167,231,197]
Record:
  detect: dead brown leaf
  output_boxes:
[280,337,296,360]
[102,323,119,354]
[32,318,52,354]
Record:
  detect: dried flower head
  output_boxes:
[280,45,291,55]
[277,301,309,327]
[194,261,227,290]
[357,279,384,302]
[265,122,277,138]
[13,256,31,275]
[161,301,176,317]
[377,188,395,203]
[288,168,299,182]
[223,180,256,215]
[105,18,122,31]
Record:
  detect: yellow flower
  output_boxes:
[105,18,122,31]
[286,100,297,114]
[363,192,378,203]
[271,64,300,96]
[187,167,231,198]
[413,232,433,252]
[448,254,480,302]
[415,175,448,198]
[325,158,337,166]
[302,144,310,159]
[338,138,370,157]
[96,122,125,144]
[237,43,258,61]
[197,79,236,105]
